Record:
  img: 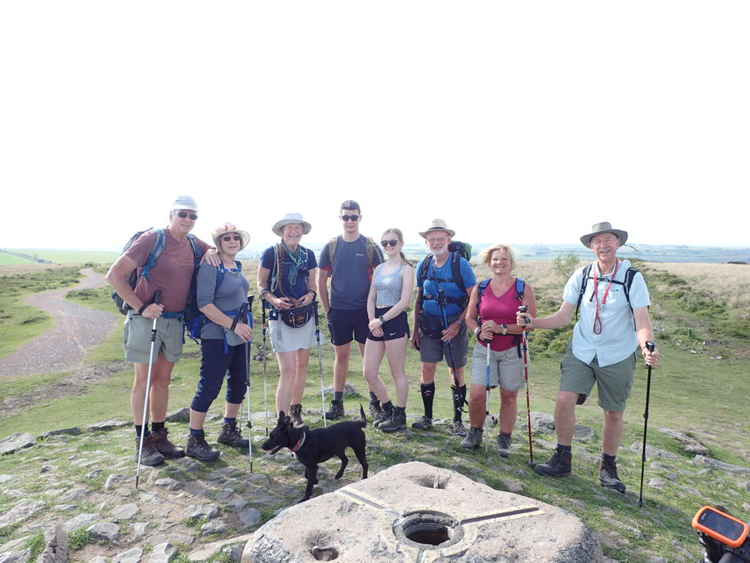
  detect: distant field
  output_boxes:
[0,253,36,265]
[2,248,118,264]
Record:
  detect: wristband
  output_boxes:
[308,290,317,301]
[378,315,386,325]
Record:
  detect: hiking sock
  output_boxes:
[381,400,393,412]
[602,453,616,466]
[224,417,237,428]
[135,424,149,438]
[452,385,467,422]
[151,421,165,433]
[190,428,205,439]
[334,391,343,402]
[420,383,435,419]
[557,444,572,454]
[369,391,379,406]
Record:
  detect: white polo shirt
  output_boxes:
[562,259,650,367]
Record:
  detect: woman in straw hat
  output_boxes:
[257,213,318,427]
[186,223,253,462]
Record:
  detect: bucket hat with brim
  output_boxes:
[272,213,312,237]
[580,222,628,248]
[419,218,455,239]
[212,223,250,251]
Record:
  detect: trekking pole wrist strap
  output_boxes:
[138,302,149,315]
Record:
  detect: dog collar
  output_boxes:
[291,432,306,452]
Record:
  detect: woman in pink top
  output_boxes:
[461,245,537,455]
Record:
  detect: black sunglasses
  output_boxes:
[381,239,398,247]
[177,211,198,220]
[340,214,360,222]
[221,235,242,242]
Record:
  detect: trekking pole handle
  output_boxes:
[518,305,529,330]
[153,290,162,305]
[645,341,655,353]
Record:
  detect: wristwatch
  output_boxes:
[500,323,508,335]
[378,315,386,325]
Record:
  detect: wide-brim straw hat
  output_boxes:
[272,213,312,237]
[580,222,628,248]
[419,218,455,239]
[212,223,250,251]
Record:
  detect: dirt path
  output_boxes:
[0,268,120,377]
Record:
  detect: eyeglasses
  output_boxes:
[177,211,198,220]
[340,215,360,222]
[221,235,242,242]
[381,239,398,248]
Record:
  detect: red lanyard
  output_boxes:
[592,261,619,335]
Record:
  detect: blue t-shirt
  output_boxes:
[417,254,476,321]
[319,235,383,310]
[261,245,317,319]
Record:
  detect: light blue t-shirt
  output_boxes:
[563,259,650,367]
[417,254,476,321]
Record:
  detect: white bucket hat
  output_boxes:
[580,221,628,248]
[272,213,312,237]
[171,195,199,212]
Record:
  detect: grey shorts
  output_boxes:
[560,347,636,412]
[124,314,184,364]
[419,323,468,368]
[470,344,525,391]
[269,318,316,353]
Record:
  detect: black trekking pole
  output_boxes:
[639,341,656,507]
[260,299,269,435]
[244,296,254,472]
[519,305,534,466]
[136,290,161,489]
[437,289,459,387]
[313,301,327,428]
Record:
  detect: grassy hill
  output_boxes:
[1,249,118,265]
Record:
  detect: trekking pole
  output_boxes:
[437,289,459,387]
[314,301,327,428]
[244,296,254,472]
[484,330,491,455]
[639,341,656,507]
[261,300,269,435]
[519,305,534,466]
[136,290,161,489]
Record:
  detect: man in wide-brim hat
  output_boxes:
[411,218,476,437]
[517,221,660,494]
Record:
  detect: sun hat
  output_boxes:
[272,213,312,237]
[212,223,250,251]
[171,195,198,212]
[419,218,455,239]
[580,222,628,248]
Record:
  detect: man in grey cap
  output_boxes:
[517,222,660,493]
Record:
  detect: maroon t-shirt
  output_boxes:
[125,229,210,313]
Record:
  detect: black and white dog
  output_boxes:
[261,406,368,502]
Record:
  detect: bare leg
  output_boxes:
[499,389,519,435]
[554,391,578,446]
[333,342,351,392]
[384,336,409,406]
[363,339,388,402]
[602,410,625,455]
[292,349,311,404]
[275,351,297,413]
[468,383,487,427]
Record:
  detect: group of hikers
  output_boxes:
[106,195,660,494]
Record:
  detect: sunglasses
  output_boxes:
[221,235,242,242]
[340,214,360,222]
[381,239,398,248]
[176,211,198,220]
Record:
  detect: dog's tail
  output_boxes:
[358,404,367,427]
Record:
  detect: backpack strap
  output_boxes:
[622,267,638,315]
[366,237,384,267]
[141,229,166,280]
[271,244,287,297]
[328,236,339,269]
[478,279,491,297]
[416,255,433,308]
[575,264,593,320]
[451,252,466,295]
[515,278,526,302]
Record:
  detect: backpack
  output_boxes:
[186,261,242,341]
[111,229,203,315]
[327,236,384,272]
[478,277,526,355]
[575,263,641,320]
[416,241,472,309]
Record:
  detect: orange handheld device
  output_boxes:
[692,506,750,550]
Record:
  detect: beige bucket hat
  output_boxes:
[419,218,455,239]
[580,222,628,248]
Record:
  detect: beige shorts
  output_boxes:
[470,344,525,391]
[560,347,636,412]
[123,314,184,364]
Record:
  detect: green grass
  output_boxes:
[4,249,119,265]
[0,252,37,265]
[66,286,116,313]
[68,528,92,551]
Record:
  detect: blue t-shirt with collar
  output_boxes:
[417,254,476,321]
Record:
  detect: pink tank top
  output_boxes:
[478,279,521,352]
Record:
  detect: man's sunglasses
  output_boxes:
[340,214,360,222]
[177,211,198,220]
[221,235,242,242]
[381,239,398,248]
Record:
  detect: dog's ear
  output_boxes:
[277,411,286,424]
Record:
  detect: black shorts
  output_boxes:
[327,307,369,346]
[367,307,410,342]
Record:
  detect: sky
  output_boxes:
[1,1,748,251]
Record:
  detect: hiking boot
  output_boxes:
[411,416,433,431]
[534,448,572,477]
[217,423,249,448]
[290,404,305,428]
[373,402,394,428]
[381,407,406,433]
[369,401,382,419]
[151,427,185,459]
[135,434,165,467]
[324,400,344,421]
[186,435,220,462]
[599,459,626,493]
[460,427,483,449]
[451,420,467,437]
[496,433,512,458]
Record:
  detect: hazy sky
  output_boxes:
[1,1,748,251]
